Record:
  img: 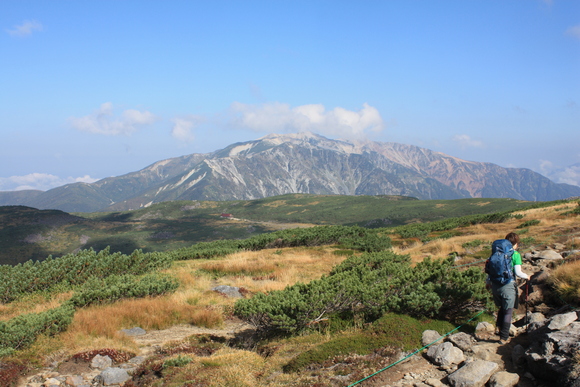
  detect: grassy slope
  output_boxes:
[3,200,579,386]
[0,194,531,265]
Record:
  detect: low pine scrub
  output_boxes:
[68,274,179,308]
[0,247,173,303]
[0,304,75,356]
[169,225,391,260]
[234,251,490,334]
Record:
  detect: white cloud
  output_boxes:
[452,134,485,149]
[566,25,580,40]
[540,161,580,187]
[7,20,43,37]
[171,116,203,143]
[0,173,98,192]
[553,165,580,186]
[539,159,554,176]
[69,102,157,135]
[229,102,385,139]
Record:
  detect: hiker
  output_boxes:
[486,232,530,344]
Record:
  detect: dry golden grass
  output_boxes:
[391,202,580,264]
[14,247,347,356]
[550,260,580,304]
[0,291,74,321]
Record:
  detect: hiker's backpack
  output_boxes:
[485,239,515,285]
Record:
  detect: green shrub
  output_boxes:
[520,237,536,248]
[170,225,392,260]
[461,240,486,250]
[68,274,179,308]
[393,211,513,239]
[163,355,192,368]
[0,304,75,355]
[234,251,490,334]
[516,219,540,229]
[0,248,173,303]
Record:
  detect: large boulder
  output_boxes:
[525,315,580,384]
[94,367,131,386]
[447,332,475,352]
[488,371,519,387]
[426,342,465,367]
[447,360,498,387]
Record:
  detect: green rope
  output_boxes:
[346,310,485,387]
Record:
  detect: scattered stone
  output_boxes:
[447,360,498,387]
[120,327,147,336]
[470,343,503,363]
[64,375,84,386]
[44,378,61,386]
[426,342,465,367]
[474,321,495,341]
[488,371,519,387]
[424,378,444,387]
[94,367,131,386]
[422,330,443,346]
[547,311,578,330]
[447,332,475,352]
[528,312,546,324]
[212,285,243,298]
[127,355,146,365]
[90,354,112,370]
[529,249,563,261]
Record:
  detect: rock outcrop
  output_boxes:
[391,243,580,387]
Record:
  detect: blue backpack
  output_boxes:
[485,239,515,285]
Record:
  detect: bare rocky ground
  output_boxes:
[18,320,255,387]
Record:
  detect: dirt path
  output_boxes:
[17,320,255,387]
[131,320,255,356]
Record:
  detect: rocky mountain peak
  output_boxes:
[2,133,580,212]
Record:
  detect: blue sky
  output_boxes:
[1,0,579,191]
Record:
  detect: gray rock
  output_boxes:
[531,249,563,260]
[127,355,147,365]
[471,343,502,363]
[528,312,546,324]
[546,322,580,355]
[94,367,131,386]
[547,311,578,330]
[91,354,112,370]
[424,378,444,387]
[64,375,85,386]
[422,330,443,346]
[426,342,465,367]
[474,321,495,340]
[488,371,519,387]
[447,360,499,387]
[562,249,580,258]
[120,326,147,336]
[447,332,475,352]
[212,285,243,298]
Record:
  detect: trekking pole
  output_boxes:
[525,280,530,334]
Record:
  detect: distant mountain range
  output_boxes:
[2,132,580,212]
